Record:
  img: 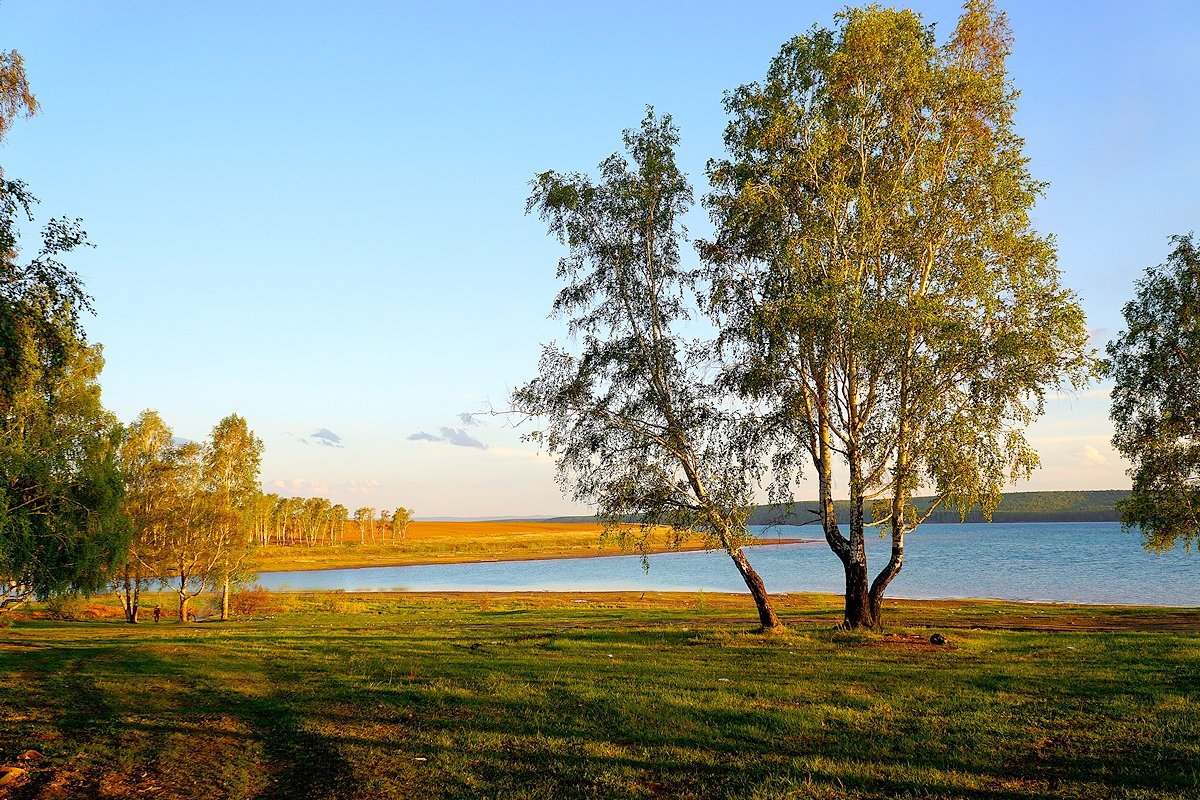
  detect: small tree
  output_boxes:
[354,507,374,545]
[514,109,782,631]
[330,503,348,544]
[203,414,263,620]
[378,509,392,542]
[392,507,412,542]
[160,441,220,623]
[116,409,175,623]
[1108,233,1200,552]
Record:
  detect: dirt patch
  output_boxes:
[866,632,953,652]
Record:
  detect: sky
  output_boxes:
[2,1,1197,518]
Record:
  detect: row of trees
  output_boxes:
[515,0,1097,630]
[115,411,262,624]
[248,495,412,548]
[115,411,417,623]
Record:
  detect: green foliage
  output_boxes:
[0,341,128,608]
[0,48,125,613]
[703,0,1097,626]
[0,179,93,413]
[516,110,755,547]
[515,109,781,628]
[1108,233,1200,552]
[750,490,1129,526]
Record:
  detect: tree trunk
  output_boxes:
[839,430,879,630]
[868,526,905,625]
[729,547,784,632]
[119,569,140,623]
[840,552,877,629]
[178,592,190,624]
[220,577,230,621]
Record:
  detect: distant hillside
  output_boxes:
[536,490,1129,527]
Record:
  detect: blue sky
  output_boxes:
[3,1,1197,517]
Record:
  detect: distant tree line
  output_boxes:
[248,495,411,549]
[747,491,1130,527]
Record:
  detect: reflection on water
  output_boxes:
[254,522,1200,606]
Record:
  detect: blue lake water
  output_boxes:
[255,521,1200,606]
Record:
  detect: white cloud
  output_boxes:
[1076,445,1108,466]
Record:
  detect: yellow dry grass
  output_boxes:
[249,520,811,573]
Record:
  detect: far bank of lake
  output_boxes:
[254,521,1200,607]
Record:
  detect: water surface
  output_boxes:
[255,522,1200,606]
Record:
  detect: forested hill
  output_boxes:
[539,490,1129,526]
[746,490,1129,526]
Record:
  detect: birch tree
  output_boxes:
[160,441,220,623]
[1108,233,1200,553]
[514,109,783,631]
[354,507,374,545]
[704,1,1095,628]
[203,413,262,621]
[115,409,175,623]
[392,507,412,542]
[0,51,126,613]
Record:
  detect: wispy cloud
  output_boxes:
[440,427,487,449]
[408,425,488,449]
[310,428,343,447]
[343,479,381,495]
[458,412,482,427]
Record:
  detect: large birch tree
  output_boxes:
[0,51,127,613]
[703,1,1095,628]
[514,110,783,631]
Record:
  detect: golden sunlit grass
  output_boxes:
[249,520,812,573]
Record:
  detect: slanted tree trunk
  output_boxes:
[868,521,906,625]
[728,547,783,631]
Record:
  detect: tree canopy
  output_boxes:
[1108,233,1200,553]
[0,340,127,611]
[0,50,123,613]
[702,0,1096,627]
[514,110,782,630]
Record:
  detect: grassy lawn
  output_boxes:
[2,592,1198,799]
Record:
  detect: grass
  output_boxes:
[2,592,1199,799]
[249,521,812,573]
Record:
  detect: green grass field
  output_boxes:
[2,592,1198,799]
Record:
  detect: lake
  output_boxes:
[254,521,1200,606]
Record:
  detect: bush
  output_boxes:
[44,594,90,620]
[231,584,280,616]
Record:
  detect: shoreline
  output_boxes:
[250,536,821,574]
